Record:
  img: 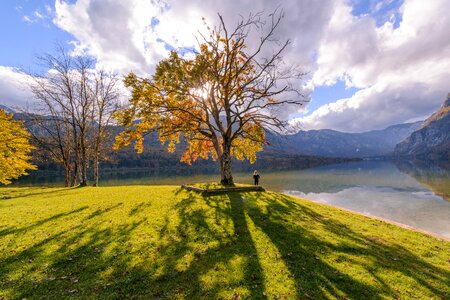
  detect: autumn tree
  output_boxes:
[0,109,37,185]
[115,11,306,185]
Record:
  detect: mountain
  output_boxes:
[0,104,15,114]
[126,121,420,163]
[266,121,422,158]
[395,93,450,160]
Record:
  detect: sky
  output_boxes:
[0,0,449,133]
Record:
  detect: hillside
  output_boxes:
[0,186,449,299]
[266,122,421,158]
[395,93,450,160]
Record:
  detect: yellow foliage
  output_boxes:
[0,109,37,185]
[231,124,265,164]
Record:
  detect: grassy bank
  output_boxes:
[0,186,449,299]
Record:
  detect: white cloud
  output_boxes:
[21,7,53,24]
[22,15,33,23]
[294,0,450,132]
[0,67,34,108]
[53,0,168,74]
[297,75,449,132]
[34,11,45,19]
[51,0,341,73]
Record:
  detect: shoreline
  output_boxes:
[284,193,450,242]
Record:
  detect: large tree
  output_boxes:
[27,47,120,186]
[115,11,306,185]
[0,109,36,185]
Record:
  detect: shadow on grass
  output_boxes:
[0,188,72,200]
[240,192,450,298]
[0,206,89,238]
[154,192,266,298]
[85,203,123,220]
[128,202,151,216]
[1,191,449,299]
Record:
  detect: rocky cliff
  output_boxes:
[395,93,450,159]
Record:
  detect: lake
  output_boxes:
[7,160,450,239]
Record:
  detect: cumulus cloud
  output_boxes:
[298,75,449,132]
[294,0,450,131]
[0,67,34,108]
[52,0,335,74]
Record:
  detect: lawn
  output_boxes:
[0,186,449,299]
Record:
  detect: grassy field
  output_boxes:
[0,186,449,299]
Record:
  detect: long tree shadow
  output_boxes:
[0,191,266,298]
[128,201,151,216]
[85,203,123,220]
[242,192,450,299]
[1,220,146,299]
[0,206,88,237]
[152,191,266,298]
[0,188,72,200]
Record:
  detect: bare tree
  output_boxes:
[26,47,120,187]
[25,107,75,187]
[91,70,121,186]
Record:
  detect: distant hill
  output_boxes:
[266,121,421,158]
[395,93,450,160]
[0,104,15,114]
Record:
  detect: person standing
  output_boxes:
[253,170,260,186]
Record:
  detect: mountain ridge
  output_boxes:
[266,121,422,158]
[395,93,450,160]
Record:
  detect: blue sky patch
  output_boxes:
[303,80,360,116]
[350,0,404,28]
[0,1,74,68]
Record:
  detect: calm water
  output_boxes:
[8,161,450,239]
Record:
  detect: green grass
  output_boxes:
[0,186,449,299]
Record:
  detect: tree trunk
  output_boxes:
[220,144,234,186]
[64,164,71,187]
[70,162,77,187]
[93,154,99,187]
[79,159,88,186]
[79,138,88,187]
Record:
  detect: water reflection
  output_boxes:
[272,161,450,239]
[394,160,450,201]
